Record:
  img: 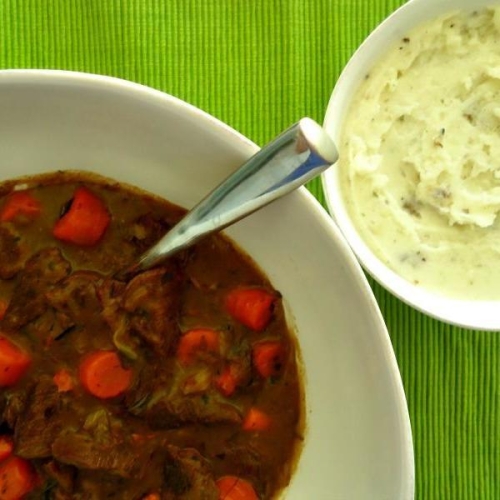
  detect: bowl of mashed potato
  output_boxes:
[322,0,500,330]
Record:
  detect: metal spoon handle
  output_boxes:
[123,117,337,276]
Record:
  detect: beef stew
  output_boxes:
[0,171,303,499]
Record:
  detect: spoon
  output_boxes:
[118,117,338,279]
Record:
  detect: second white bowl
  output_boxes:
[323,0,500,330]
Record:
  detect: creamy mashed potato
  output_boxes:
[340,7,500,300]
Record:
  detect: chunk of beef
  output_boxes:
[98,278,140,359]
[163,446,218,500]
[51,442,217,500]
[21,247,72,284]
[14,376,65,458]
[1,388,28,429]
[2,248,72,330]
[52,433,138,478]
[0,225,26,279]
[123,267,181,356]
[22,307,74,345]
[125,362,167,414]
[127,363,242,429]
[52,407,137,478]
[51,407,161,481]
[71,470,142,500]
[98,266,182,358]
[97,278,126,332]
[139,389,242,429]
[45,271,104,325]
[41,461,76,498]
[46,490,74,500]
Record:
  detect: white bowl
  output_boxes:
[322,0,500,330]
[0,69,414,499]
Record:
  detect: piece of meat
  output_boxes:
[98,278,141,359]
[53,420,166,484]
[123,267,182,356]
[97,278,127,333]
[141,390,242,430]
[51,443,217,500]
[126,361,168,414]
[70,470,147,500]
[41,460,76,498]
[98,265,182,358]
[127,363,242,429]
[52,432,138,478]
[1,388,28,430]
[0,225,27,279]
[52,407,147,479]
[14,377,65,458]
[21,247,72,284]
[48,490,74,500]
[22,308,75,345]
[163,446,218,500]
[45,271,104,324]
[2,248,72,330]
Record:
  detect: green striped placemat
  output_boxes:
[0,1,498,498]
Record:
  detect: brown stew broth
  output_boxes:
[0,171,303,500]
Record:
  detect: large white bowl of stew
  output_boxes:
[0,70,413,499]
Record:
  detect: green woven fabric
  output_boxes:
[0,1,498,499]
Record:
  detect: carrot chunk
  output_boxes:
[0,436,14,462]
[53,186,110,246]
[242,407,272,432]
[0,191,41,222]
[79,350,132,399]
[0,299,9,320]
[0,457,36,500]
[141,493,161,500]
[53,368,74,393]
[214,364,239,397]
[177,329,220,366]
[216,475,259,500]
[0,336,31,387]
[225,288,276,331]
[252,341,285,379]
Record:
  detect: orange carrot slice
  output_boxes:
[242,407,272,432]
[0,435,14,462]
[0,299,9,320]
[79,350,132,399]
[53,368,75,393]
[0,191,41,222]
[216,475,259,500]
[141,493,161,500]
[252,341,285,379]
[177,328,220,366]
[53,186,110,246]
[0,336,32,387]
[225,288,276,331]
[0,457,36,500]
[214,364,239,397]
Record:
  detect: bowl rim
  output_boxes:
[0,68,415,498]
[322,0,500,330]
